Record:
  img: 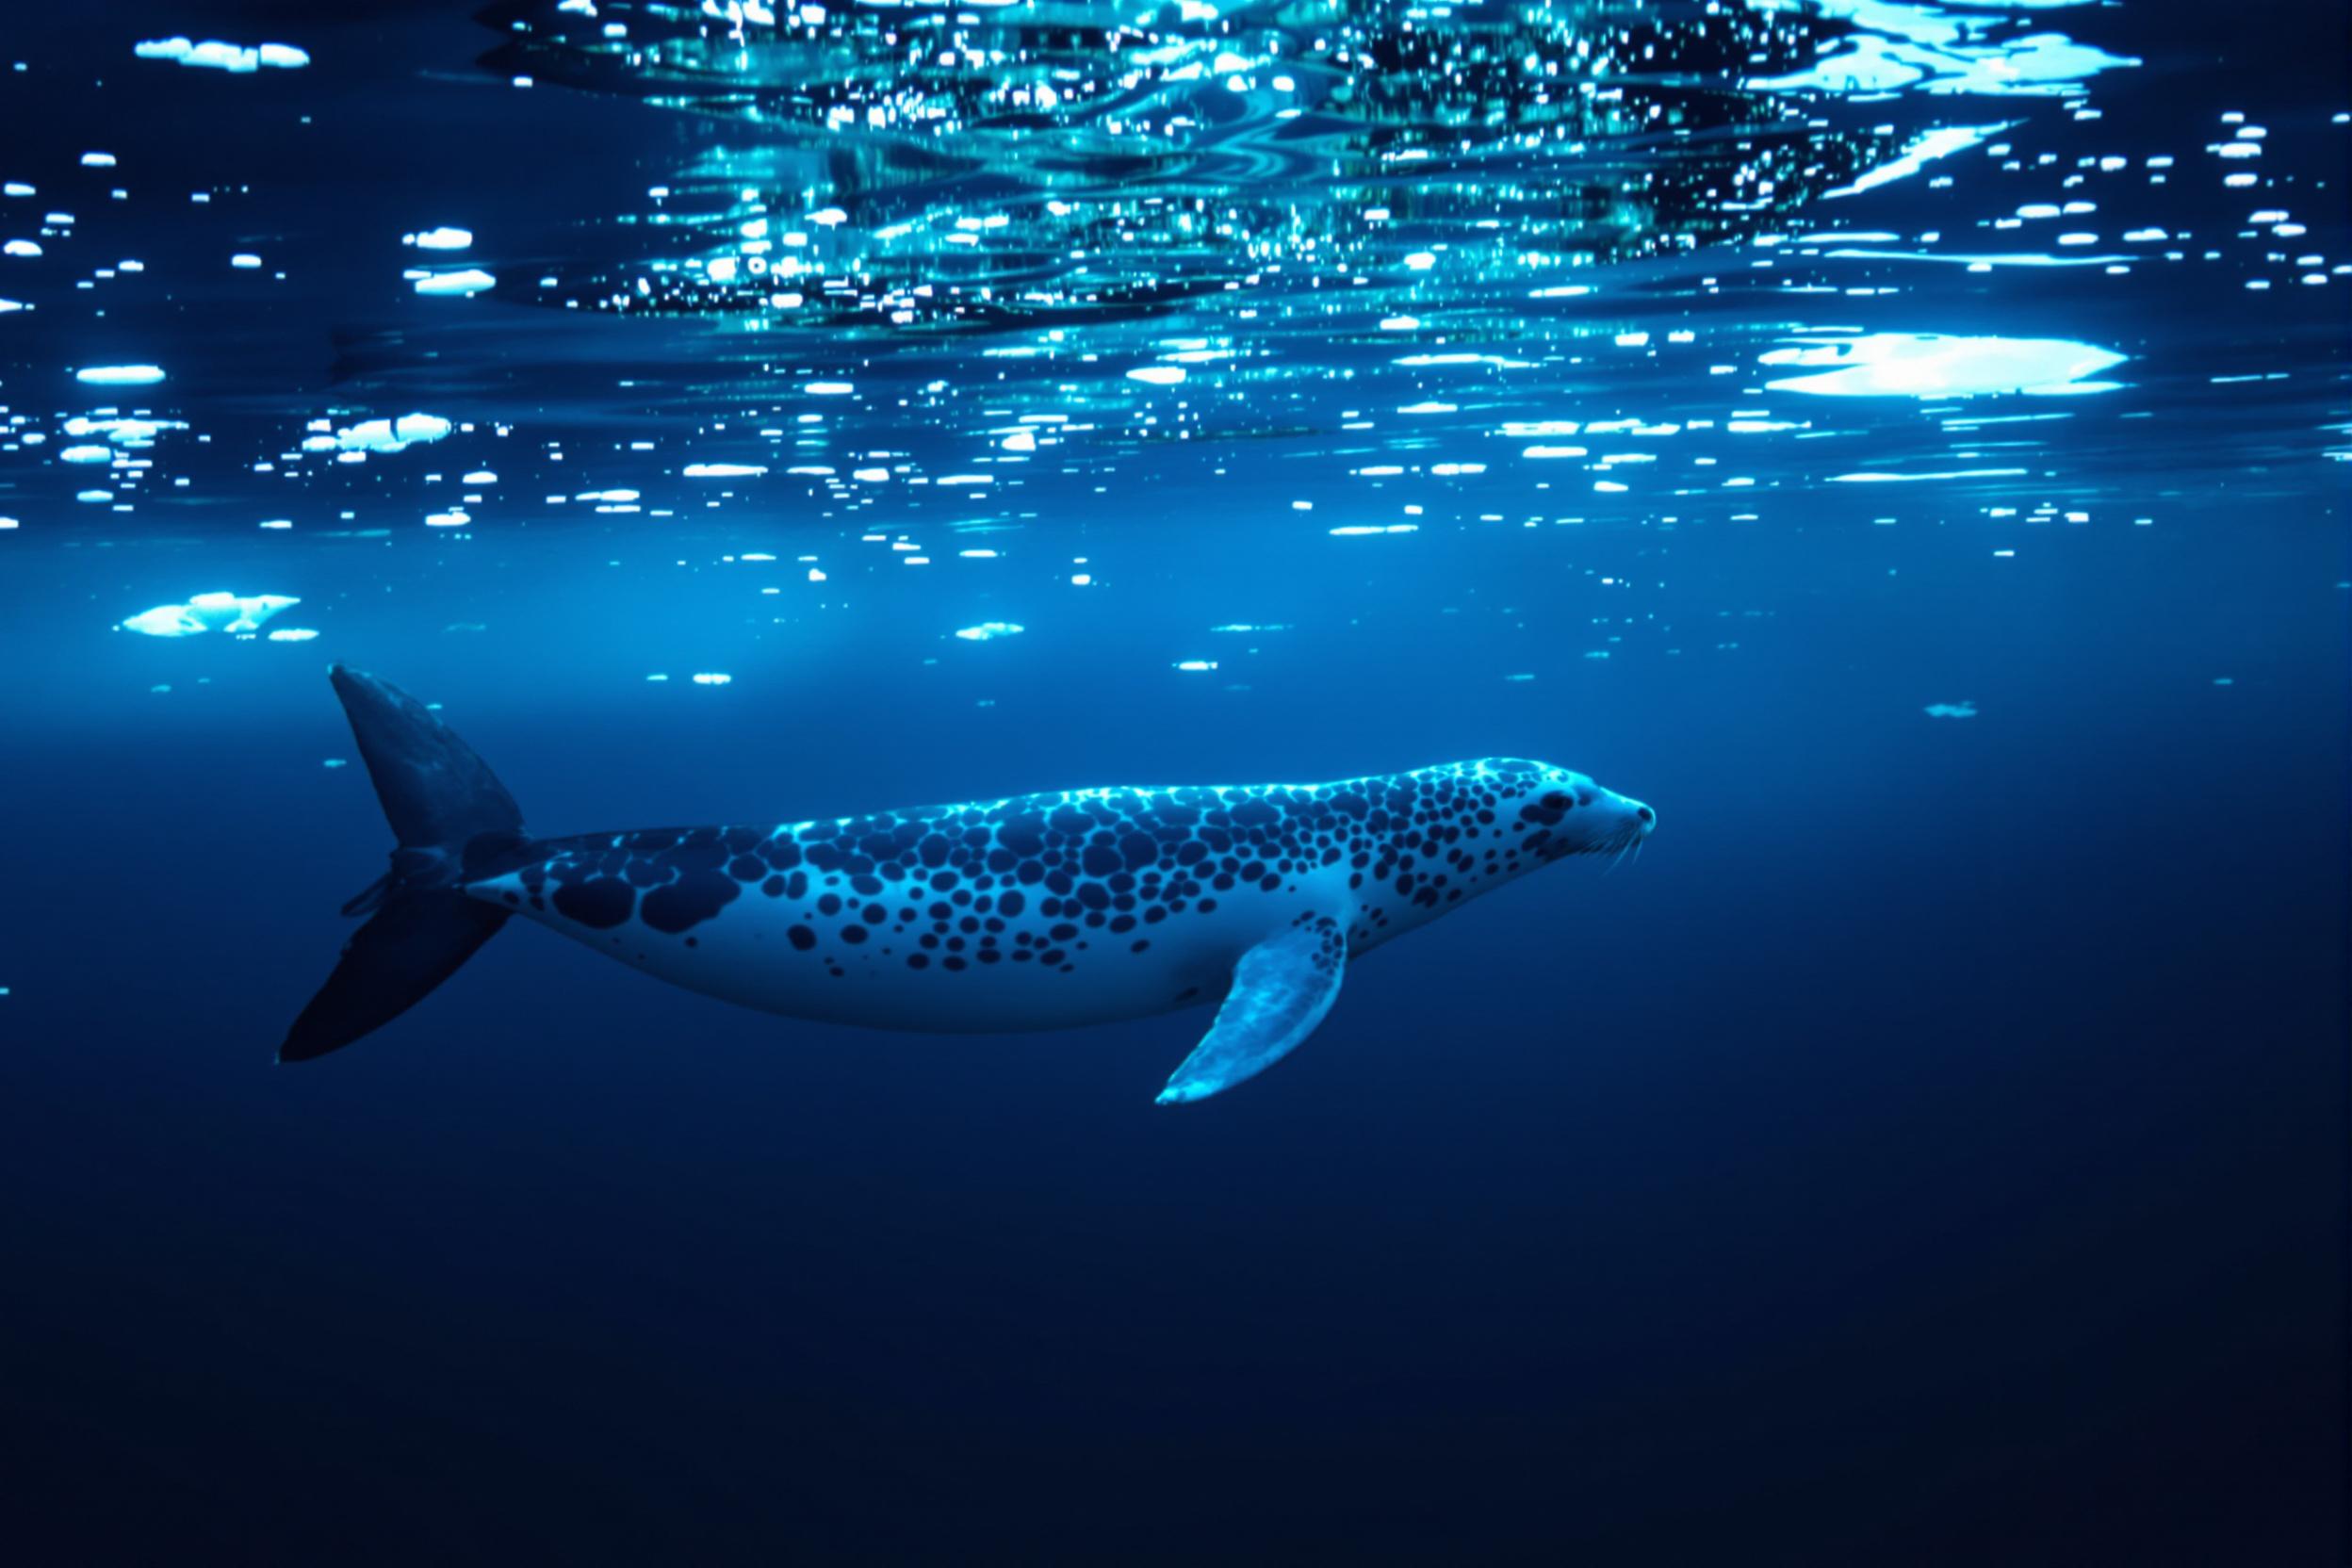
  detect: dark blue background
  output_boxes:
[1,1,2346,1562]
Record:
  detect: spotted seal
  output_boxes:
[284,667,1657,1103]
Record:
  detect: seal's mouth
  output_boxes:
[1587,798,1656,867]
[1592,824,1648,866]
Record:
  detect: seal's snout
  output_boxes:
[1635,803,1657,833]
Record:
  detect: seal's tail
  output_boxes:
[280,667,527,1062]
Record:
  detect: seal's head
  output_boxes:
[1495,760,1656,863]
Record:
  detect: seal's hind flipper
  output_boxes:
[280,667,526,1062]
[1155,916,1347,1105]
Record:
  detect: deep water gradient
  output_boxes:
[0,0,2346,1563]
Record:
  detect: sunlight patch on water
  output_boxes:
[1747,1,2136,98]
[1831,123,2006,197]
[1762,333,2125,397]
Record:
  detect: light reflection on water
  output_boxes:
[0,0,2340,671]
[480,0,1916,334]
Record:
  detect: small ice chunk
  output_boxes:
[60,445,113,464]
[268,628,319,642]
[335,412,450,452]
[954,621,1024,642]
[75,365,166,385]
[414,269,495,296]
[691,672,733,686]
[406,227,473,251]
[1923,701,1979,719]
[682,463,766,477]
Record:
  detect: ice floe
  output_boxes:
[1923,701,1979,719]
[954,621,1024,641]
[404,227,473,251]
[1761,334,2124,398]
[135,38,310,73]
[683,462,766,477]
[121,592,299,637]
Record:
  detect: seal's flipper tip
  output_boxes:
[1155,916,1347,1105]
[281,891,510,1062]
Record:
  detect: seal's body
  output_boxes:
[284,668,1656,1103]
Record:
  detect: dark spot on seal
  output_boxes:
[788,924,816,951]
[641,870,739,935]
[552,877,634,930]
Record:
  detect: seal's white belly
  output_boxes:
[477,858,1363,1034]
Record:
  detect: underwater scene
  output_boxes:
[1,0,2345,1560]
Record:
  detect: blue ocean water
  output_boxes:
[1,0,2346,1560]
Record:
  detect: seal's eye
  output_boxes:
[1540,792,1572,810]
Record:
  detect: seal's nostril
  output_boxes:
[1636,805,1655,823]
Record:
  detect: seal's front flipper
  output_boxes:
[1156,916,1347,1105]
